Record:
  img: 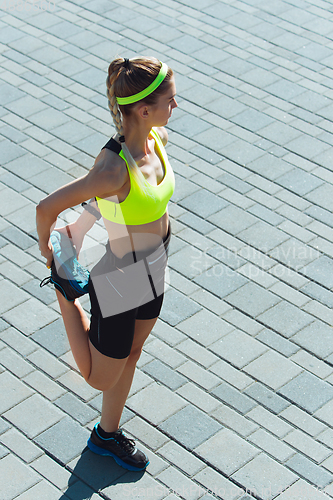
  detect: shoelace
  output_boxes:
[40,276,52,288]
[114,431,136,454]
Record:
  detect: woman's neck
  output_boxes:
[122,121,153,159]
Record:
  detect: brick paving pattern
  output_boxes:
[1,0,333,498]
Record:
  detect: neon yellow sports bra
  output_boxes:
[96,128,175,225]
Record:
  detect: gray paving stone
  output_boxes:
[15,480,62,500]
[277,479,331,499]
[208,204,257,235]
[305,205,333,229]
[169,245,217,279]
[23,370,66,401]
[160,288,202,326]
[177,382,220,413]
[170,114,212,137]
[142,359,187,390]
[0,427,43,463]
[0,417,11,435]
[176,338,218,368]
[158,440,204,477]
[306,183,333,212]
[159,405,222,449]
[124,415,169,452]
[194,263,248,299]
[31,318,70,357]
[257,302,314,338]
[292,321,333,359]
[238,221,289,253]
[0,279,30,315]
[301,282,333,309]
[211,405,258,438]
[1,225,36,250]
[195,428,259,476]
[30,454,75,491]
[23,277,57,305]
[278,372,333,414]
[194,466,244,499]
[247,406,292,439]
[4,393,64,439]
[34,416,90,465]
[247,154,293,181]
[247,204,284,226]
[314,399,333,427]
[0,443,9,459]
[276,168,324,197]
[102,470,166,500]
[0,371,34,414]
[212,382,257,414]
[280,405,327,438]
[169,34,208,54]
[283,429,331,464]
[127,383,187,425]
[178,211,215,235]
[236,453,298,499]
[244,350,302,391]
[244,383,290,414]
[57,370,100,402]
[27,348,68,379]
[270,239,319,271]
[152,319,186,346]
[225,282,280,317]
[0,346,34,378]
[286,453,333,489]
[0,454,40,500]
[255,329,300,357]
[209,329,267,369]
[54,392,98,426]
[144,338,186,369]
[301,255,333,290]
[206,244,246,270]
[4,295,59,335]
[231,108,274,133]
[179,188,228,218]
[177,359,220,391]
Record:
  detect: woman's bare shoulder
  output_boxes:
[154,127,168,146]
[89,148,128,197]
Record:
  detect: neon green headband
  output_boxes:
[116,62,168,106]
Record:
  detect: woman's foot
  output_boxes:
[40,229,89,301]
[87,424,149,471]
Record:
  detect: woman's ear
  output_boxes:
[137,104,150,119]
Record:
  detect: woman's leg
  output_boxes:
[56,289,128,387]
[99,317,158,432]
[56,289,92,380]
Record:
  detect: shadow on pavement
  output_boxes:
[60,447,145,499]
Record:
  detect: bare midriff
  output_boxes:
[103,212,170,259]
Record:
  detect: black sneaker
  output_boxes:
[40,229,90,302]
[87,424,149,471]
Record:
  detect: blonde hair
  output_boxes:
[106,56,173,190]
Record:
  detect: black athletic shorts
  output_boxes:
[88,224,171,359]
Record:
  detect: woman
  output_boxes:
[36,57,177,471]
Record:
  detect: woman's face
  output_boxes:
[151,77,178,126]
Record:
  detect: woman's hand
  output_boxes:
[38,239,53,269]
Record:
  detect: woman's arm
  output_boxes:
[36,153,125,267]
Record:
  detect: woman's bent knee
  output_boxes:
[87,341,128,391]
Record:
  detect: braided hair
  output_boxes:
[106,56,173,191]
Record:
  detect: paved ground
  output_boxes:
[1,0,333,498]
